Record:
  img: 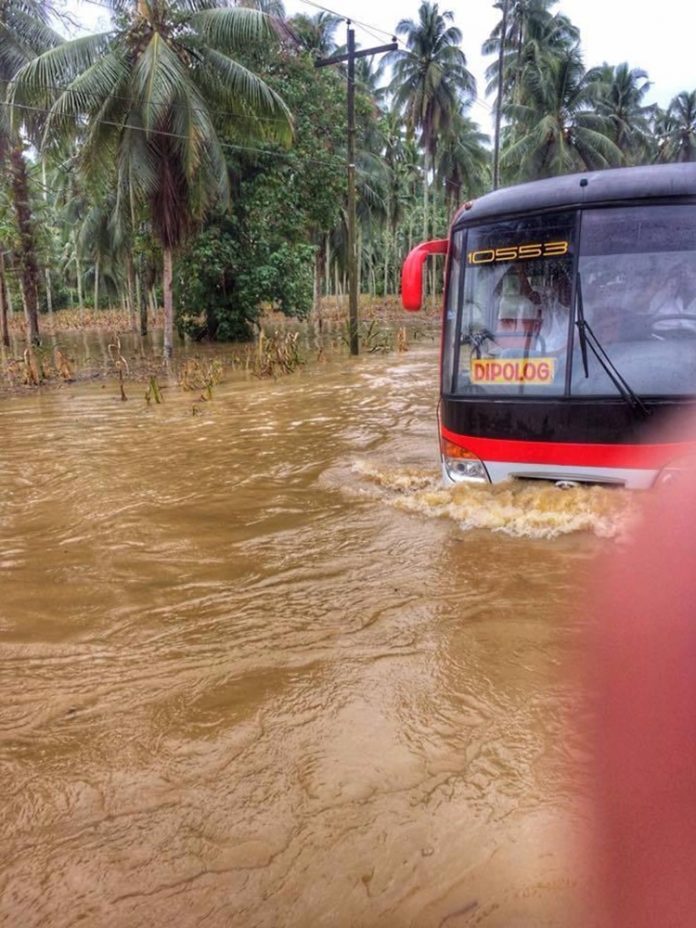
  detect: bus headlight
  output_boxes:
[442,439,490,484]
[656,455,696,488]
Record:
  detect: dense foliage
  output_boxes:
[1,0,694,351]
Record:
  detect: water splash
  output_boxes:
[351,460,639,540]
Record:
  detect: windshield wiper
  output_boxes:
[575,273,650,418]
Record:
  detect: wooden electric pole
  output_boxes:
[316,24,397,356]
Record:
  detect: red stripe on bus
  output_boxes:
[441,427,696,470]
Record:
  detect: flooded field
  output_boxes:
[0,342,637,927]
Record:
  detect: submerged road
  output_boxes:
[0,344,634,926]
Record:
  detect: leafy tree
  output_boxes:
[484,0,578,102]
[287,11,340,58]
[501,49,621,180]
[238,0,286,16]
[484,0,578,185]
[586,62,654,164]
[435,114,490,213]
[0,181,17,345]
[176,53,348,338]
[655,90,696,163]
[0,0,62,344]
[9,0,292,356]
[385,1,475,238]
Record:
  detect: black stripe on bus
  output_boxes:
[440,396,696,446]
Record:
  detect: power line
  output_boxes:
[7,76,307,127]
[5,39,491,148]
[289,0,494,114]
[1,99,349,171]
[282,0,395,42]
[4,98,427,185]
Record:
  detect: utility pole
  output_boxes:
[316,24,397,356]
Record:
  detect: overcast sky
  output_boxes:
[65,0,694,123]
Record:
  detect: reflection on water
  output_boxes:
[0,344,632,926]
[0,316,355,386]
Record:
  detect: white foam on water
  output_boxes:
[351,460,640,540]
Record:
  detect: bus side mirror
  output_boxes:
[401,239,449,311]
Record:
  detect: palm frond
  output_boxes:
[189,7,274,52]
[194,46,292,144]
[133,33,189,136]
[8,32,113,117]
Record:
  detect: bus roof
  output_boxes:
[452,163,696,227]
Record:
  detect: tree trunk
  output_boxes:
[313,242,323,312]
[423,150,430,242]
[357,229,362,299]
[45,268,53,315]
[75,251,84,312]
[148,287,157,319]
[93,255,100,312]
[130,189,147,336]
[163,246,174,358]
[0,252,9,347]
[493,0,509,189]
[139,275,148,336]
[422,151,430,303]
[41,161,54,322]
[5,269,14,318]
[325,233,331,297]
[126,254,137,330]
[9,144,41,345]
[313,241,324,333]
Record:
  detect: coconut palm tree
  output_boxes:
[501,49,621,180]
[9,0,293,357]
[435,114,490,214]
[586,62,654,164]
[484,0,578,185]
[385,1,475,240]
[0,0,62,344]
[483,0,577,102]
[0,186,15,346]
[237,0,286,16]
[655,90,696,163]
[287,11,340,58]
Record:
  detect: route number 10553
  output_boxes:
[467,241,569,264]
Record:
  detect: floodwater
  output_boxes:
[0,342,637,927]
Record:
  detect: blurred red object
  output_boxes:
[591,462,696,927]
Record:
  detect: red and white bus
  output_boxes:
[402,163,696,489]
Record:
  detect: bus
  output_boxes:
[401,163,696,489]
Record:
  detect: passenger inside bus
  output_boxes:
[494,266,571,354]
[494,271,541,348]
[649,265,696,335]
[581,255,696,341]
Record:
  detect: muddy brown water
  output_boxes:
[0,343,637,927]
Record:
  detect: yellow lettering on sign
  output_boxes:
[467,241,569,264]
[470,357,556,385]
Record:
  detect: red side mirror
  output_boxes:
[401,239,449,311]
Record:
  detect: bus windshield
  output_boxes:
[449,204,696,398]
[571,204,696,397]
[451,212,576,396]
